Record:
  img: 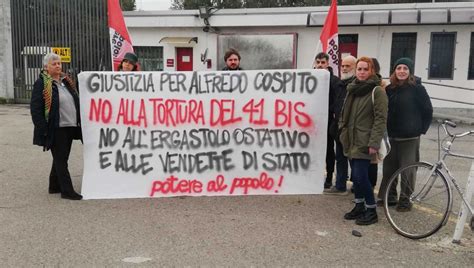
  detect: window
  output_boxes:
[428,32,456,79]
[134,46,163,71]
[469,32,474,80]
[390,33,417,72]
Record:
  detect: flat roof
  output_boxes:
[123,2,474,27]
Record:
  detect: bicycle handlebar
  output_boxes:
[444,120,457,128]
[440,119,473,138]
[438,120,474,159]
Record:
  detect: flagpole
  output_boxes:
[107,0,135,71]
[313,0,339,76]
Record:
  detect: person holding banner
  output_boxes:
[313,52,344,189]
[30,53,83,200]
[222,48,243,71]
[378,58,433,211]
[339,57,388,225]
[118,52,139,71]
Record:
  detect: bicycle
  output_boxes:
[383,120,474,239]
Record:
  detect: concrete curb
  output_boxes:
[433,112,474,126]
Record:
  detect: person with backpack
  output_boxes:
[338,56,388,225]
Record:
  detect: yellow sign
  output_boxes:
[52,47,71,63]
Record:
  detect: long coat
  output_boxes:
[338,78,388,160]
[30,74,82,150]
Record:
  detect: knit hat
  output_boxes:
[123,52,138,65]
[393,57,414,74]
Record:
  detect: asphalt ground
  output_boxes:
[0,104,473,267]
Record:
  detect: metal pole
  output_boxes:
[452,162,474,244]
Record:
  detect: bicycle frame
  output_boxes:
[411,162,446,203]
[434,123,474,215]
[440,160,474,216]
[413,123,474,218]
[384,120,474,239]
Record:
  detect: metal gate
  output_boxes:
[10,0,111,103]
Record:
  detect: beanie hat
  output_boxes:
[393,57,414,74]
[123,52,138,65]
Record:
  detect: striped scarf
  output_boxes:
[40,71,78,122]
[41,70,53,122]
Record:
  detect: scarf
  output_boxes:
[346,75,380,96]
[41,70,53,122]
[40,71,78,122]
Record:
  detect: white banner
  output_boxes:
[78,70,329,199]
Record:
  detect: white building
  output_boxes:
[124,2,474,109]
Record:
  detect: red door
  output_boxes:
[176,48,193,71]
[340,42,358,58]
[339,34,358,58]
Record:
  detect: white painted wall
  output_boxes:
[125,4,474,109]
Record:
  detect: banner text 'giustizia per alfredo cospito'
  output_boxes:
[78,70,329,199]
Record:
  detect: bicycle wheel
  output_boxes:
[383,162,452,239]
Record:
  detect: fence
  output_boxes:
[10,0,111,103]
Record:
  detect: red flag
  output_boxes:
[108,0,134,71]
[316,0,339,77]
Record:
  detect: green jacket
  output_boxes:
[338,76,388,160]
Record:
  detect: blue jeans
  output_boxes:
[351,159,375,206]
[335,139,348,191]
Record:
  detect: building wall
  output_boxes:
[0,0,14,101]
[125,3,473,109]
[128,23,473,108]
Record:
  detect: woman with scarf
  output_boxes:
[338,57,388,225]
[30,53,82,200]
[378,58,433,211]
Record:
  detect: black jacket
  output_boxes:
[386,79,433,138]
[327,68,344,120]
[222,66,243,71]
[30,74,82,150]
[334,75,355,121]
[325,69,344,138]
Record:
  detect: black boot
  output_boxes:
[48,188,61,194]
[344,202,366,220]
[61,191,83,200]
[324,173,333,189]
[356,207,378,225]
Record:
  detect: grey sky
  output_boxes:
[136,0,172,11]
